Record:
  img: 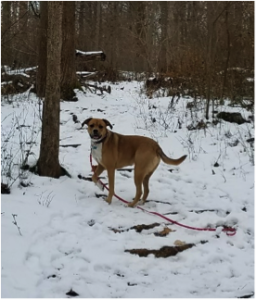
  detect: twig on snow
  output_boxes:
[12,214,22,236]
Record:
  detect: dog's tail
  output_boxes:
[158,148,187,166]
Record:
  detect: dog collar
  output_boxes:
[91,133,108,144]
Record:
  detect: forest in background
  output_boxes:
[1,2,254,104]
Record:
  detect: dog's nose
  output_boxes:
[93,129,98,134]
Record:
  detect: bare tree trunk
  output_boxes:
[87,2,94,50]
[36,1,48,98]
[1,1,13,66]
[107,2,118,70]
[78,2,86,49]
[95,2,101,50]
[37,1,64,178]
[159,1,168,73]
[0,0,3,28]
[0,0,4,65]
[221,6,231,102]
[205,2,214,120]
[61,1,78,101]
[129,2,147,72]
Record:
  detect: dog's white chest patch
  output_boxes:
[91,142,102,163]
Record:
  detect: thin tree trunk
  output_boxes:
[78,2,86,49]
[61,1,78,101]
[1,1,13,66]
[37,1,64,178]
[36,1,48,98]
[159,1,168,73]
[108,2,118,70]
[221,7,231,102]
[95,2,101,50]
[205,2,214,120]
[0,1,4,65]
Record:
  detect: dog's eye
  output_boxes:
[99,125,103,129]
[89,124,94,128]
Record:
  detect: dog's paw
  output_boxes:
[105,197,112,205]
[95,180,104,191]
[127,202,135,208]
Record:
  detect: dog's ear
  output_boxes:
[103,119,113,129]
[81,118,92,127]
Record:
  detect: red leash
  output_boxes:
[90,154,236,236]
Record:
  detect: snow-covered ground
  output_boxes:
[1,81,254,298]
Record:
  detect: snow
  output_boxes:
[76,71,96,76]
[2,66,37,76]
[76,71,97,79]
[1,81,12,86]
[247,78,254,82]
[1,81,254,298]
[76,50,103,56]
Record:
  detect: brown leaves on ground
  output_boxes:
[110,223,178,236]
[110,223,161,234]
[111,223,208,258]
[125,244,194,258]
[131,223,161,233]
[154,227,176,237]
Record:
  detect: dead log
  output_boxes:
[1,68,37,95]
[217,112,250,125]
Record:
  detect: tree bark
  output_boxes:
[221,6,231,102]
[95,2,101,50]
[37,1,64,178]
[1,1,13,66]
[61,1,78,101]
[78,2,86,49]
[159,1,168,73]
[205,2,214,120]
[36,1,48,98]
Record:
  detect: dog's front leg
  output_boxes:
[105,168,115,204]
[92,164,105,183]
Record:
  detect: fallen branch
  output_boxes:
[12,214,22,236]
[110,222,162,234]
[82,83,111,95]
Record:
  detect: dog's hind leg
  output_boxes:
[142,163,159,204]
[141,173,152,204]
[128,168,144,208]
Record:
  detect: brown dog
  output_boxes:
[82,118,187,207]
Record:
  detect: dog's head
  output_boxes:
[82,118,113,141]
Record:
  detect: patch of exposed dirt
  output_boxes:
[125,244,195,258]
